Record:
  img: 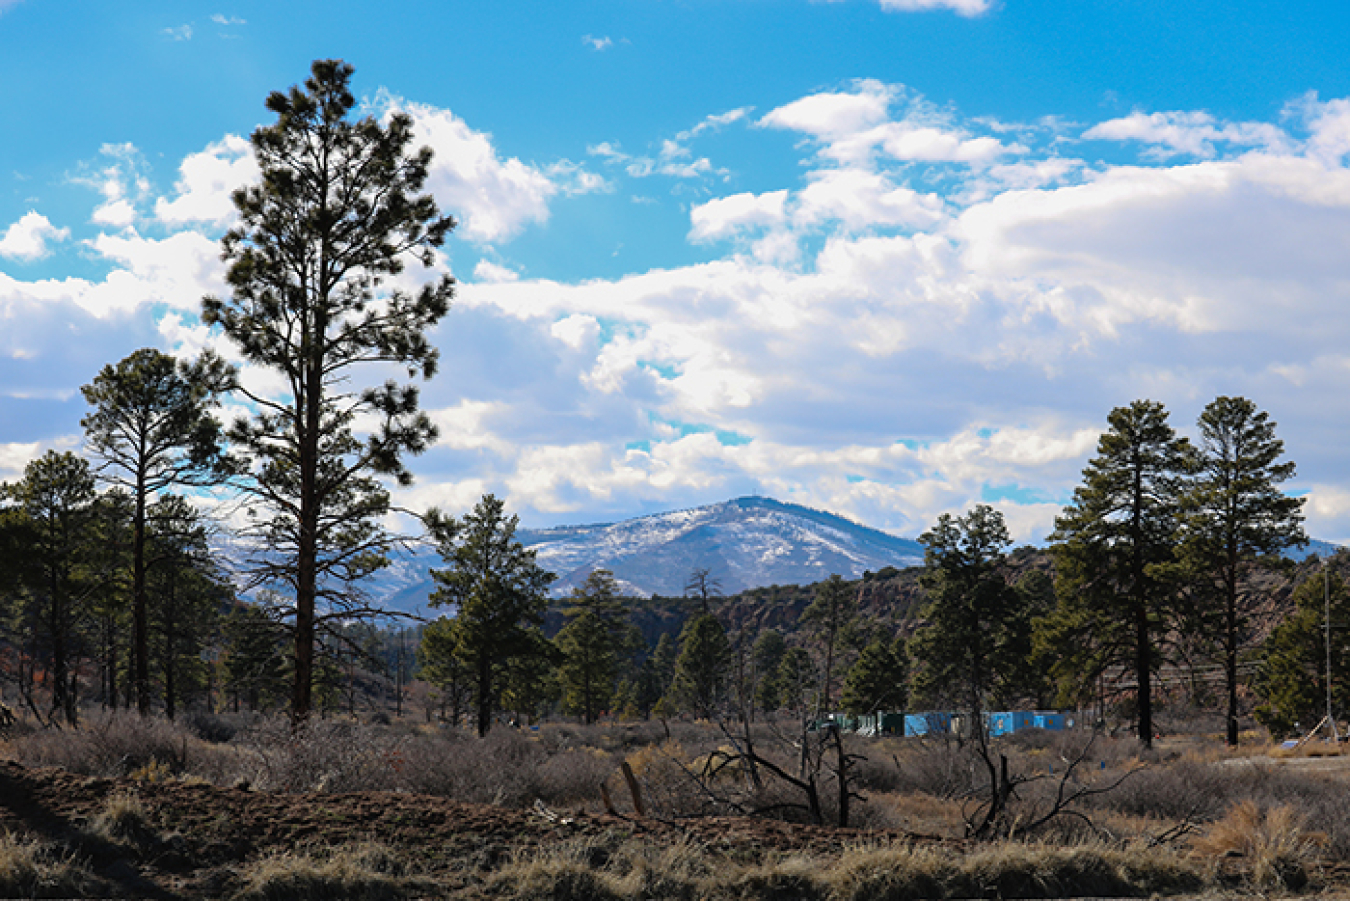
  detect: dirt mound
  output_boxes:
[0,759,913,898]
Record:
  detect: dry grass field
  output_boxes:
[2,711,1350,898]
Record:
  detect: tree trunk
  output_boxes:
[1225,584,1239,746]
[133,467,150,715]
[476,656,493,737]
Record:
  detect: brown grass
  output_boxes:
[1191,800,1326,890]
[232,842,418,901]
[88,791,157,848]
[487,834,1207,901]
[0,834,97,899]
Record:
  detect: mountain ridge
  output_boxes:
[370,495,926,613]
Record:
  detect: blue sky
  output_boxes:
[6,0,1350,544]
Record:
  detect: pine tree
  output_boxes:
[1043,400,1191,748]
[1253,568,1350,737]
[3,452,101,724]
[80,348,227,714]
[145,496,230,718]
[202,59,454,721]
[220,603,289,712]
[1178,396,1306,746]
[556,569,638,725]
[669,613,731,718]
[426,494,555,736]
[841,636,908,715]
[773,647,817,716]
[752,629,787,712]
[415,617,474,725]
[909,505,1023,723]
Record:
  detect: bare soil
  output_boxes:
[0,758,934,899]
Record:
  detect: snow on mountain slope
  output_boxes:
[372,496,925,613]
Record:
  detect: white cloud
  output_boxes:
[92,199,136,228]
[759,80,896,138]
[155,135,257,226]
[395,87,1350,544]
[18,78,1350,549]
[379,94,589,243]
[689,190,789,241]
[760,81,1015,169]
[73,143,153,228]
[1084,110,1290,158]
[0,212,69,261]
[877,0,994,15]
[211,14,245,25]
[162,24,192,41]
[582,34,613,51]
[793,169,945,231]
[473,259,520,283]
[0,441,40,478]
[678,107,753,141]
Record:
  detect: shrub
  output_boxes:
[488,841,623,901]
[396,727,548,805]
[827,844,947,901]
[232,718,405,793]
[9,709,199,777]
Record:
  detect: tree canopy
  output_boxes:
[1178,396,1305,745]
[1043,400,1192,748]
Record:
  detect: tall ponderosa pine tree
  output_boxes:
[203,60,455,721]
[1043,400,1191,748]
[80,347,227,714]
[1179,396,1305,746]
[426,494,555,736]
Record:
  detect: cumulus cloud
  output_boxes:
[377,94,601,243]
[0,212,69,261]
[387,85,1350,545]
[759,80,896,138]
[1084,110,1290,158]
[760,80,1016,170]
[689,190,789,241]
[18,77,1350,547]
[0,442,40,478]
[473,259,521,283]
[155,135,257,226]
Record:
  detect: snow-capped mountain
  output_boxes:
[371,496,926,614]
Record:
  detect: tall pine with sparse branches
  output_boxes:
[203,59,455,722]
[1178,396,1305,746]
